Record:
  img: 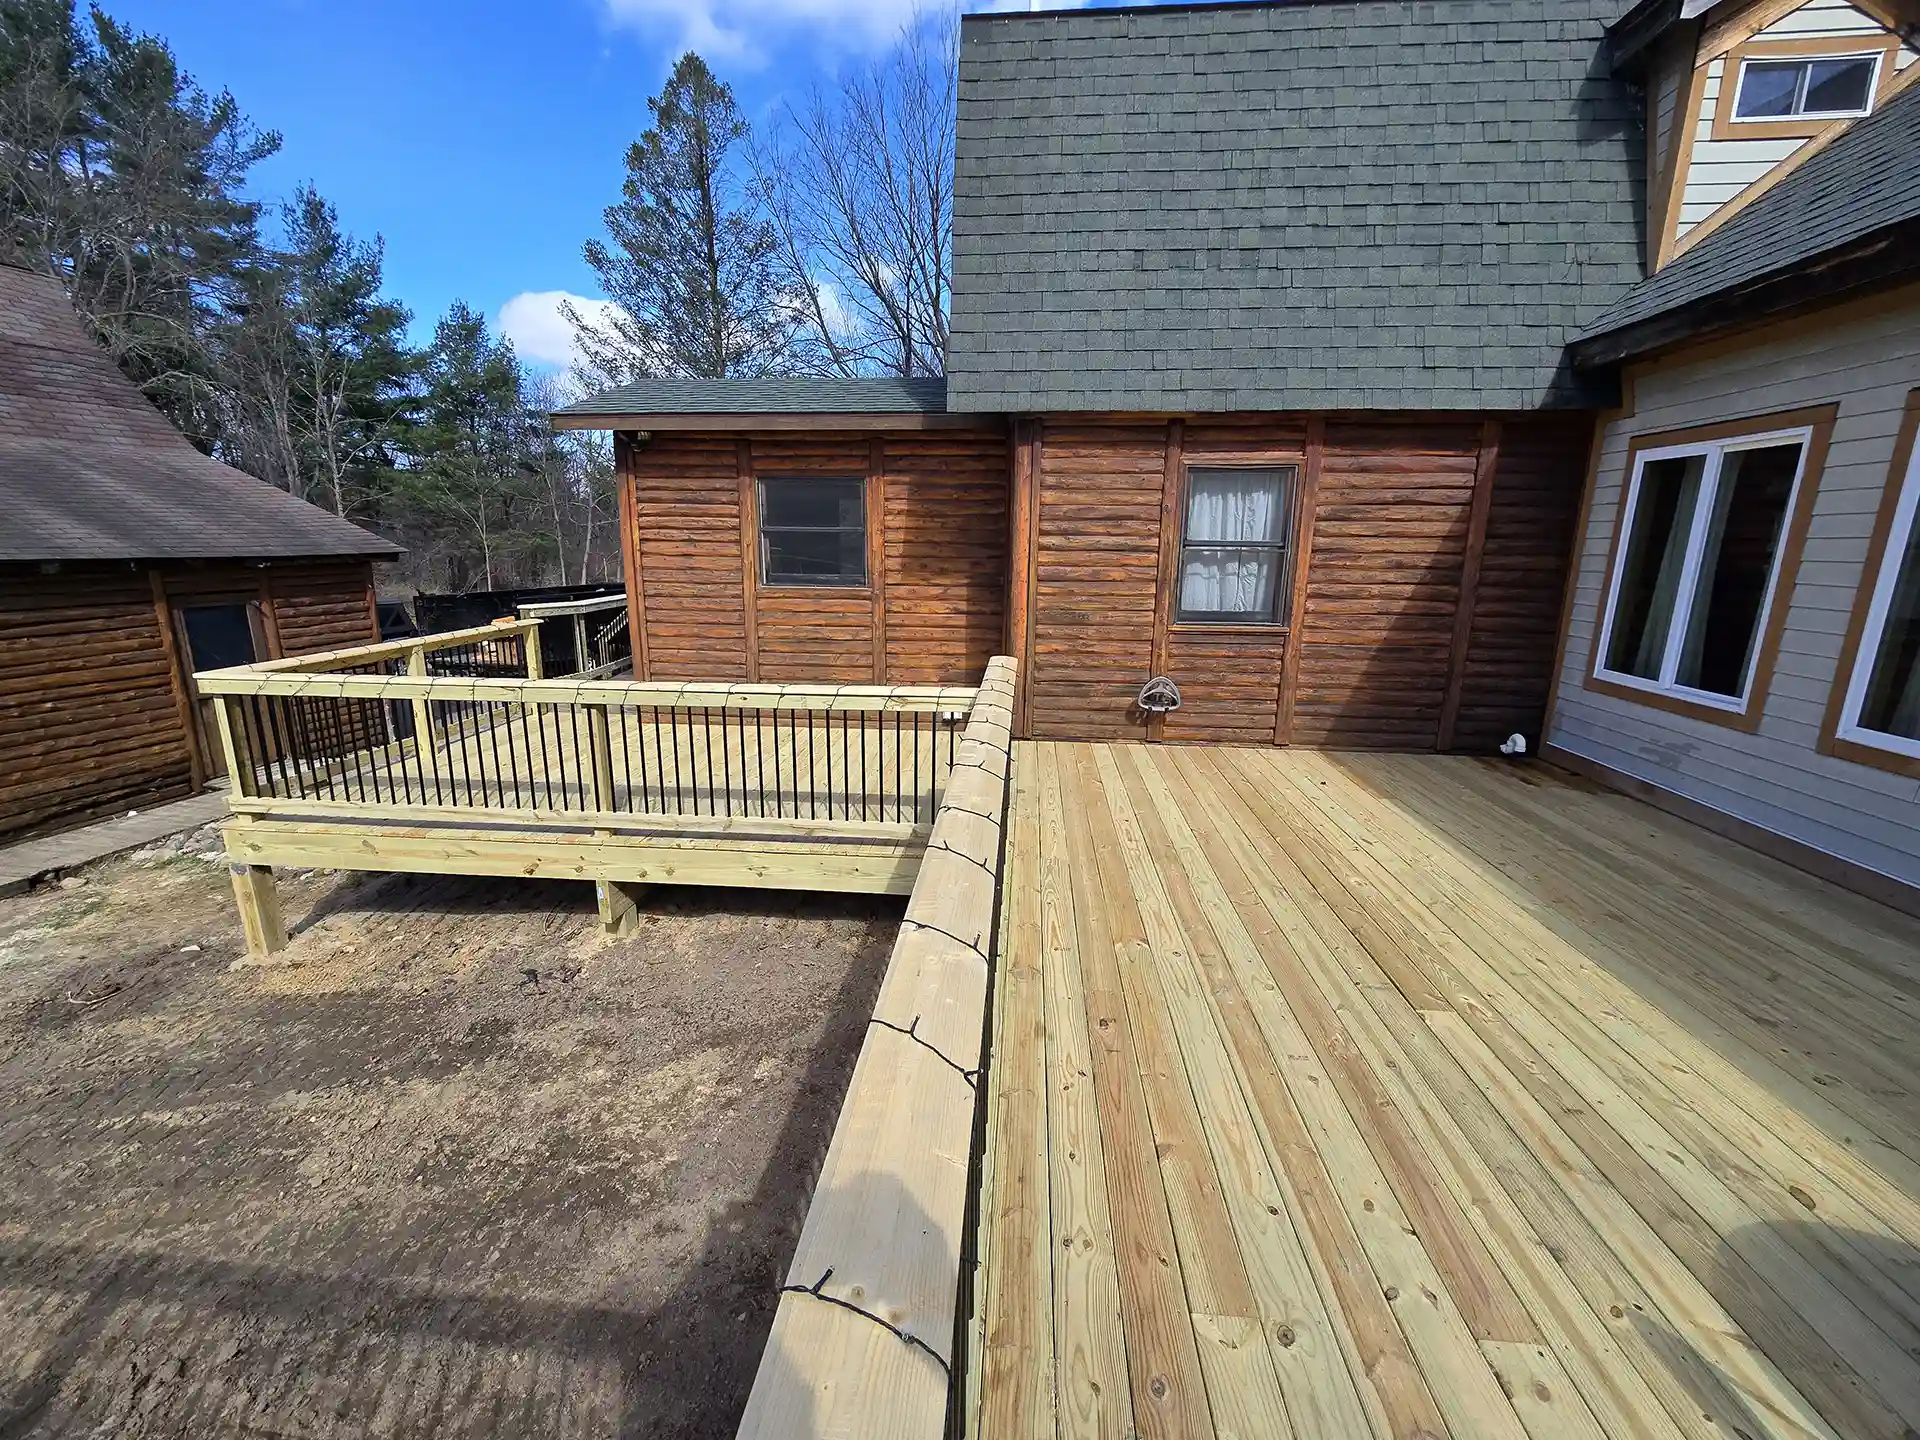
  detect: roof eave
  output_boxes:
[550,410,1002,433]
[1568,218,1920,368]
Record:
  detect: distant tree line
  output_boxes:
[0,0,956,594]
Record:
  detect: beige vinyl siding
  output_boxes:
[1548,293,1920,887]
[1675,0,1915,241]
[1757,0,1892,40]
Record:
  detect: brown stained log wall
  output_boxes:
[1022,414,1594,749]
[625,430,1008,686]
[0,557,378,841]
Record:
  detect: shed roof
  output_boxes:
[945,0,1645,414]
[0,262,398,564]
[552,376,957,429]
[1570,82,1920,366]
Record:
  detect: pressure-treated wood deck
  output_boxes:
[976,742,1920,1440]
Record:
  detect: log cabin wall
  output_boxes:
[1015,413,1595,749]
[0,557,378,841]
[623,429,1009,686]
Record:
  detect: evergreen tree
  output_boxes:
[218,187,414,516]
[0,0,279,442]
[397,303,543,590]
[567,52,799,386]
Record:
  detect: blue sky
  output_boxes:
[115,0,994,374]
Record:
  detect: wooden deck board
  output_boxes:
[976,744,1920,1440]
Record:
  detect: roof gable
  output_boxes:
[946,0,1646,414]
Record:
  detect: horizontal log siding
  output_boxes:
[1027,423,1164,740]
[1451,416,1591,752]
[1291,422,1480,748]
[0,565,191,839]
[633,435,752,680]
[625,430,1008,686]
[267,560,378,657]
[1023,415,1593,749]
[885,434,1007,684]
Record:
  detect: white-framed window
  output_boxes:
[1834,437,1920,760]
[1732,52,1880,121]
[1594,424,1816,713]
[1176,466,1297,624]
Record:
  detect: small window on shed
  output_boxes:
[1176,467,1296,624]
[759,476,867,587]
[1733,53,1879,120]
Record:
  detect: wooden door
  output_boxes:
[174,601,265,778]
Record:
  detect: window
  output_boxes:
[180,603,260,671]
[1176,466,1296,624]
[759,476,866,587]
[1733,53,1879,121]
[1832,408,1920,764]
[1593,421,1823,719]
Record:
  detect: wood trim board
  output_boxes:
[1438,421,1502,752]
[1277,417,1324,746]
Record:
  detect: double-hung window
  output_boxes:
[1593,420,1822,720]
[758,476,867,587]
[1830,405,1920,766]
[1176,466,1297,624]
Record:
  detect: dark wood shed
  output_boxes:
[0,260,399,841]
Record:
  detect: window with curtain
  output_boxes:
[759,477,867,586]
[1598,430,1810,710]
[1836,437,1920,755]
[1177,466,1296,623]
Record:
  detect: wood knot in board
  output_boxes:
[1382,1286,1399,1301]
[1789,1185,1816,1210]
[1149,1377,1168,1400]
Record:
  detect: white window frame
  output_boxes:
[1834,435,1920,761]
[1730,50,1883,123]
[1593,424,1816,714]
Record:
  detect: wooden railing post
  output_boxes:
[524,621,545,680]
[406,642,434,751]
[587,702,617,813]
[213,695,254,795]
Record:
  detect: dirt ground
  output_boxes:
[0,829,899,1438]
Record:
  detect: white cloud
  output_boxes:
[602,0,920,63]
[599,0,1095,66]
[496,290,622,372]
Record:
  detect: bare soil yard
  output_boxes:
[0,831,897,1438]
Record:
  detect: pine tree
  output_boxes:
[568,52,799,386]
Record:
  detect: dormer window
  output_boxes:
[1732,53,1879,121]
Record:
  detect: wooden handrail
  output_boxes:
[194,669,981,712]
[736,655,1017,1438]
[516,593,628,618]
[198,617,540,681]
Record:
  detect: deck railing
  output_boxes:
[196,621,994,954]
[200,620,975,828]
[516,592,633,679]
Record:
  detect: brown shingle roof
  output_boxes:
[0,262,399,563]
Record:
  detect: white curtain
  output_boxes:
[1180,470,1285,616]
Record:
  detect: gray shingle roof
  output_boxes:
[0,264,399,563]
[947,0,1645,414]
[555,376,947,419]
[1572,82,1920,363]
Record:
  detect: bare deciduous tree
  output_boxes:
[756,7,955,378]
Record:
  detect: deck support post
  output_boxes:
[596,877,641,937]
[230,862,287,958]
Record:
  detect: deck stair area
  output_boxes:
[195,621,1002,953]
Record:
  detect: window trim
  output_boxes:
[756,474,870,590]
[1585,406,1836,732]
[1711,35,1900,142]
[1820,389,1920,779]
[1172,462,1300,627]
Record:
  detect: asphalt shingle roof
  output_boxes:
[947,0,1645,414]
[556,376,947,419]
[1573,81,1920,359]
[0,264,398,563]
